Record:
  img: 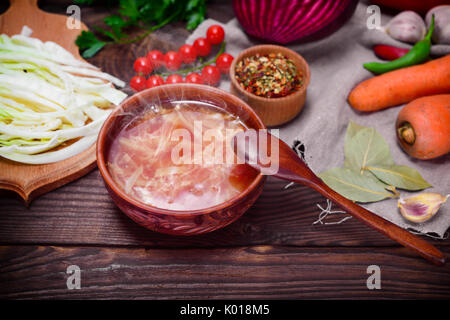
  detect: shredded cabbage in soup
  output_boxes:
[108,102,258,211]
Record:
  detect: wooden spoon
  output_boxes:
[233,131,445,266]
[0,0,97,205]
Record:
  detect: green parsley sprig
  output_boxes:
[74,0,207,58]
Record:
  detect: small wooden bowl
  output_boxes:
[97,84,266,236]
[230,45,311,127]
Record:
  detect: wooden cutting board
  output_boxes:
[0,0,98,205]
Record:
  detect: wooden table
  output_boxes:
[1,0,449,300]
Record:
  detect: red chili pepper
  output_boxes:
[373,45,409,61]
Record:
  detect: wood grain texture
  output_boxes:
[1,245,449,299]
[0,0,98,204]
[0,172,448,249]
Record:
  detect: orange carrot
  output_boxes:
[396,94,450,160]
[348,55,450,112]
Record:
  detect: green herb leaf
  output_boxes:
[75,30,99,51]
[185,0,206,30]
[82,41,106,58]
[186,0,201,11]
[104,15,128,39]
[118,0,140,22]
[345,127,394,173]
[186,11,205,30]
[139,1,168,23]
[75,30,107,57]
[367,165,432,191]
[319,167,395,203]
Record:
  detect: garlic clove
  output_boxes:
[386,11,426,44]
[426,5,450,45]
[398,193,448,223]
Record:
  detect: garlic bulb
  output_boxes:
[386,11,426,44]
[426,5,450,44]
[398,193,448,223]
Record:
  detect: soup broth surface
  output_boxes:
[108,101,258,211]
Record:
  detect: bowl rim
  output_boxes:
[229,44,311,103]
[96,83,266,217]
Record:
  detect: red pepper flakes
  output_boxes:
[235,53,303,98]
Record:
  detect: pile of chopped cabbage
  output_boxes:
[0,28,127,164]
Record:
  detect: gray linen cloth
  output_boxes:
[186,2,450,238]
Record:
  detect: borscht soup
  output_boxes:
[107,101,259,211]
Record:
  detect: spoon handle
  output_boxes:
[284,164,445,266]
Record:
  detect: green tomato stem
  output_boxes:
[155,41,226,77]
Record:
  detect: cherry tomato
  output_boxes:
[133,57,152,76]
[185,73,203,84]
[146,50,165,69]
[166,74,184,84]
[178,44,197,64]
[215,53,234,74]
[206,25,225,45]
[193,38,211,57]
[201,65,221,86]
[130,75,146,91]
[164,51,182,71]
[146,75,164,88]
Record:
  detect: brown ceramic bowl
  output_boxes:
[96,84,266,236]
[230,45,311,127]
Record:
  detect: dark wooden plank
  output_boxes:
[1,245,449,299]
[3,171,448,249]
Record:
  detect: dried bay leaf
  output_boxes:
[344,127,394,172]
[367,165,432,191]
[319,167,395,203]
[344,121,365,168]
[344,120,366,145]
[319,121,430,203]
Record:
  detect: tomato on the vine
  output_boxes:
[166,74,184,84]
[146,75,164,88]
[133,57,152,76]
[147,50,164,69]
[201,65,221,86]
[130,75,146,91]
[215,53,234,74]
[179,44,197,64]
[164,51,182,71]
[193,38,211,57]
[206,25,225,45]
[185,73,203,84]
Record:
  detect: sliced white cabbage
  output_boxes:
[20,26,33,37]
[0,135,98,164]
[0,28,127,164]
[0,112,109,139]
